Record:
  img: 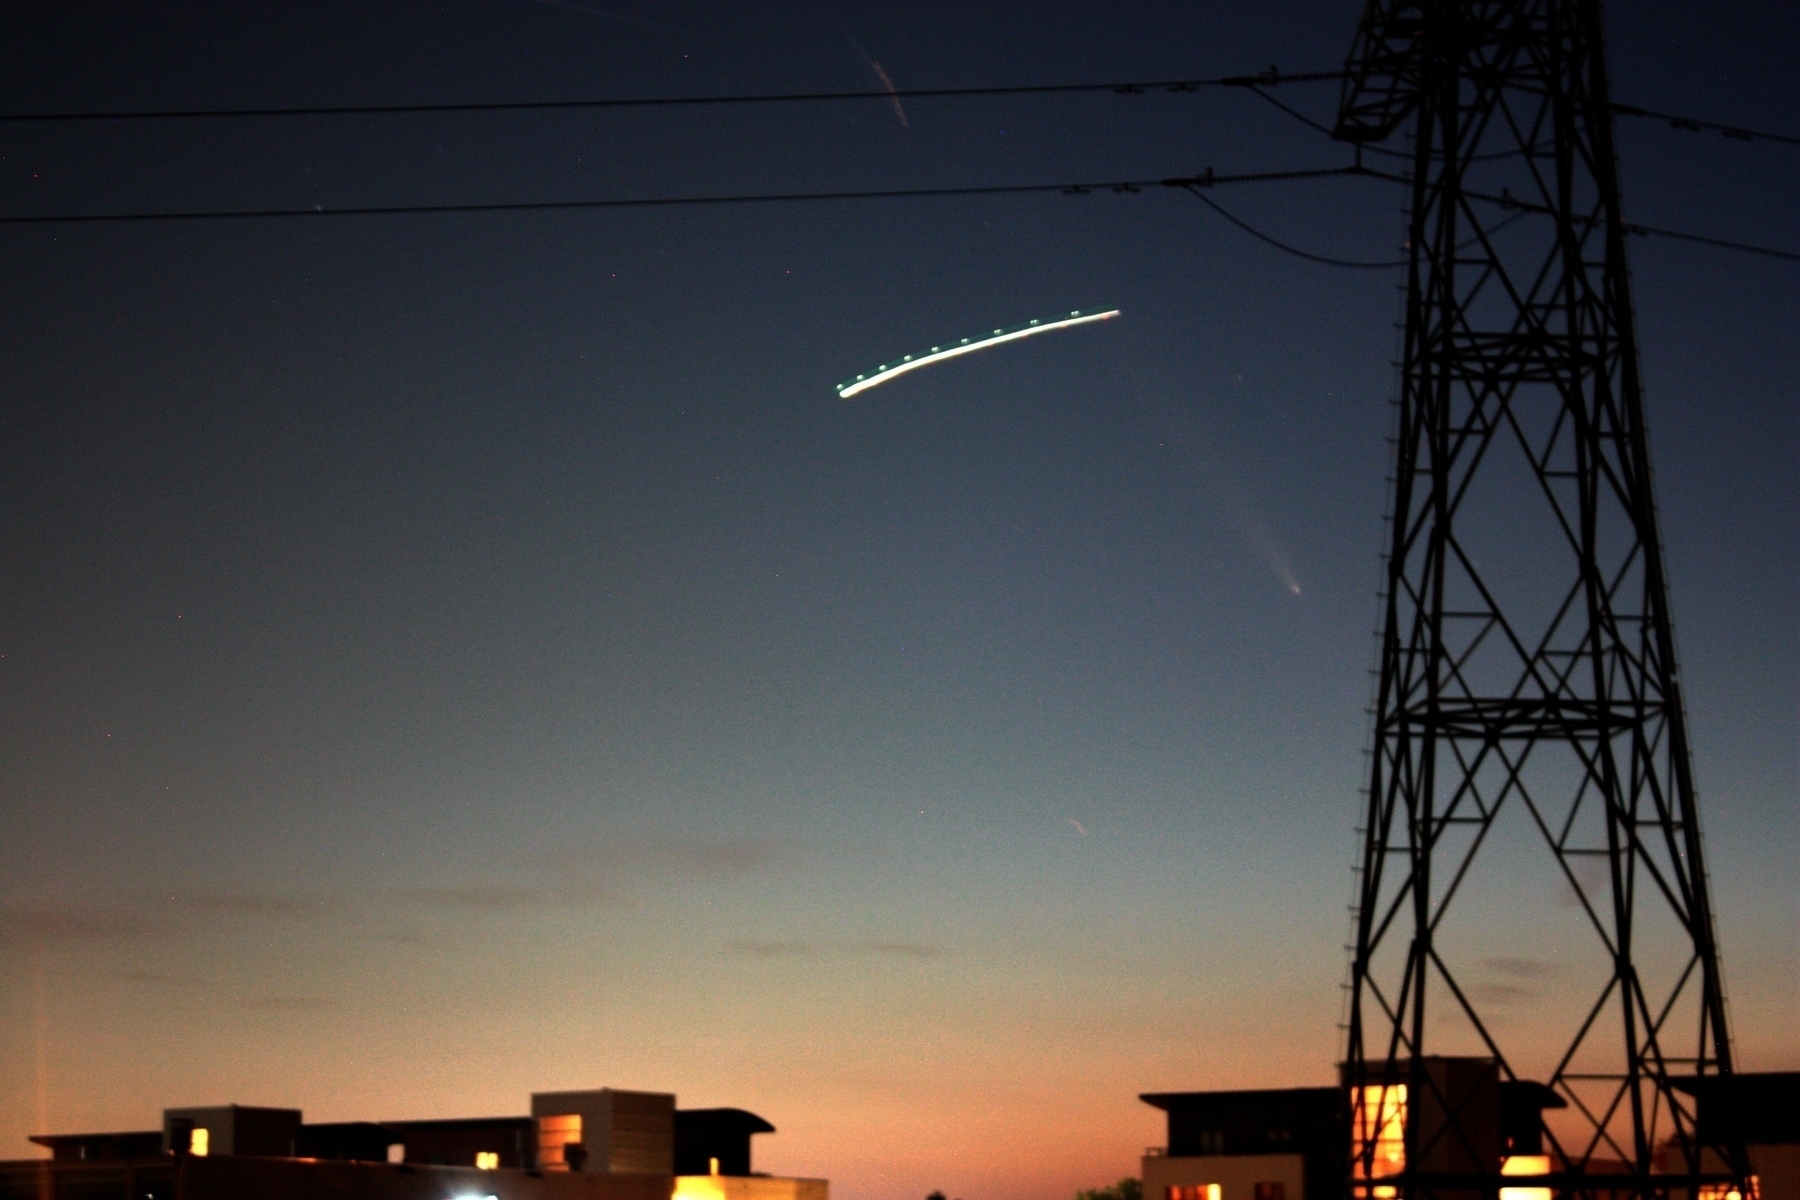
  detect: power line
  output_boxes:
[1245,83,1793,159]
[1180,189,1532,269]
[1246,85,1544,162]
[1180,185,1405,268]
[1,71,1788,154]
[1358,168,1800,263]
[5,163,1789,264]
[0,71,1340,123]
[1612,103,1800,148]
[1616,221,1800,261]
[0,166,1362,225]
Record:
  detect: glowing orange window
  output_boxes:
[537,1114,582,1170]
[1350,1084,1406,1197]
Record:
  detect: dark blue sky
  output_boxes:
[0,4,1793,1197]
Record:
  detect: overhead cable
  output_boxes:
[1180,185,1404,268]
[0,71,1340,123]
[4,164,1788,263]
[1611,103,1799,148]
[1245,86,1543,162]
[0,166,1363,225]
[1180,190,1530,269]
[1357,168,1800,263]
[1613,222,1798,261]
[0,71,1786,155]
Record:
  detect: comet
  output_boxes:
[837,309,1121,399]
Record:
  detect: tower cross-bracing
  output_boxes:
[1333,3,1743,1197]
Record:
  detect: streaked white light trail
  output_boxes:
[836,309,1120,398]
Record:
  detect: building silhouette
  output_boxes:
[8,1085,827,1200]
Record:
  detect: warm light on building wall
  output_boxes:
[189,1128,210,1157]
[1699,1181,1761,1200]
[537,1114,581,1170]
[675,1175,730,1200]
[1165,1185,1222,1200]
[475,1151,499,1170]
[1350,1084,1406,1197]
[1499,1154,1551,1200]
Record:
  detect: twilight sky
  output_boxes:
[0,3,1794,1198]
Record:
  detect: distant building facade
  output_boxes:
[1140,1086,1340,1200]
[1669,1073,1800,1200]
[1138,1066,1798,1200]
[7,1085,826,1200]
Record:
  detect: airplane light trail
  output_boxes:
[837,309,1120,398]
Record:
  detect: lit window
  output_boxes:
[1166,1186,1222,1200]
[190,1128,210,1157]
[537,1114,582,1170]
[475,1152,499,1170]
[1699,1181,1760,1200]
[1350,1084,1406,1197]
[1500,1155,1551,1200]
[387,1144,405,1164]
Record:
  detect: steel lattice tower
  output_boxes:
[1332,2,1742,1197]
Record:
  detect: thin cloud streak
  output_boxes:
[845,939,952,960]
[394,883,622,910]
[165,891,325,918]
[0,904,162,944]
[657,835,785,877]
[245,994,340,1013]
[729,939,821,959]
[727,938,952,960]
[372,929,428,946]
[1468,982,1537,1006]
[1483,956,1560,979]
[548,833,791,880]
[106,968,192,986]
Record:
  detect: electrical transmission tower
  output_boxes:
[1333,2,1743,1198]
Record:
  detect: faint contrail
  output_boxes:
[838,309,1121,398]
[869,61,910,128]
[1065,817,1088,837]
[839,26,910,128]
